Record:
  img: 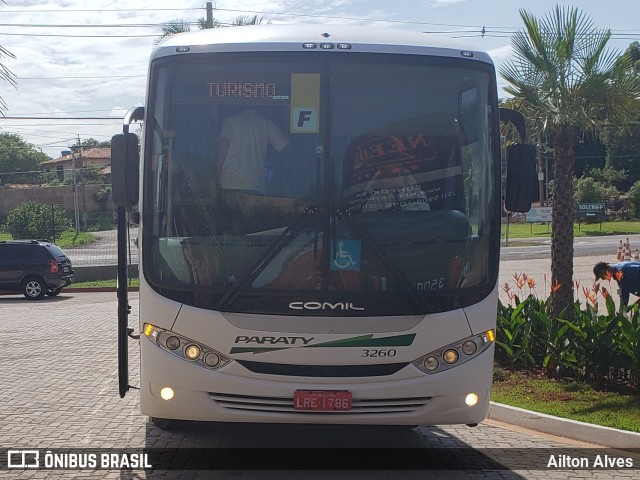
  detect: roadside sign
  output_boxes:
[577,203,606,222]
[526,207,552,223]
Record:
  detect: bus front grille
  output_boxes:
[235,360,409,377]
[208,392,431,415]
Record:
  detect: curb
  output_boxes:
[488,402,640,450]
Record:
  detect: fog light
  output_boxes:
[165,336,180,350]
[160,387,174,401]
[465,393,478,407]
[443,349,459,364]
[185,344,201,360]
[423,356,439,371]
[462,340,477,355]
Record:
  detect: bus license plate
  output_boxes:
[293,390,352,411]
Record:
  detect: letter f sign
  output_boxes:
[292,108,318,133]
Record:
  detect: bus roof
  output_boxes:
[152,24,494,65]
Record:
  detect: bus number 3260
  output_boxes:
[361,349,397,357]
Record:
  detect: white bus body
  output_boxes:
[112,24,534,428]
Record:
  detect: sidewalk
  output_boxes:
[488,402,640,450]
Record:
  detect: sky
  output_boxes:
[0,0,639,159]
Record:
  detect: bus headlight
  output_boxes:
[423,356,439,371]
[462,340,477,355]
[204,352,222,368]
[185,344,201,360]
[165,336,181,350]
[443,349,459,364]
[412,329,494,375]
[143,323,232,371]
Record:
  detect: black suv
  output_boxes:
[0,240,75,299]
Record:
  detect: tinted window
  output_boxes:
[143,52,498,315]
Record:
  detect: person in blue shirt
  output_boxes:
[594,261,640,306]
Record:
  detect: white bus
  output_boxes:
[111,24,536,429]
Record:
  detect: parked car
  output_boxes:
[0,240,75,299]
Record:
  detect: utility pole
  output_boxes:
[537,139,545,207]
[71,135,81,234]
[205,2,214,29]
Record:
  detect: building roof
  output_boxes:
[42,147,111,166]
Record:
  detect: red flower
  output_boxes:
[551,280,561,293]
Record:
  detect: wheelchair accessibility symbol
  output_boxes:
[330,240,361,271]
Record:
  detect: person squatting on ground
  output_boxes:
[593,260,640,306]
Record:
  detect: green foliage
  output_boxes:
[53,230,95,248]
[0,133,50,185]
[497,286,640,393]
[94,186,111,205]
[603,109,640,191]
[4,201,71,240]
[588,166,628,189]
[627,180,640,218]
[500,6,640,320]
[80,138,110,148]
[574,176,617,204]
[0,41,16,115]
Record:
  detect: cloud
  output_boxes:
[432,0,468,7]
[488,44,513,64]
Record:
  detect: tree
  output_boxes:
[155,14,266,44]
[573,176,617,204]
[0,0,16,114]
[4,202,71,240]
[80,138,110,148]
[0,133,50,185]
[601,42,640,191]
[500,6,640,320]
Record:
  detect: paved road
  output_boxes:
[66,229,138,267]
[1,292,638,479]
[68,230,640,266]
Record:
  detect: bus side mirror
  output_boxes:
[505,143,537,213]
[111,133,140,207]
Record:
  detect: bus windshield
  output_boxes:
[144,52,499,316]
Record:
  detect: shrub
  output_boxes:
[628,180,640,218]
[4,201,72,240]
[498,276,640,393]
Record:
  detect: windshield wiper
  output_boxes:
[336,208,426,312]
[216,207,317,310]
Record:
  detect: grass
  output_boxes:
[0,230,96,248]
[502,220,640,239]
[71,278,139,288]
[492,367,640,433]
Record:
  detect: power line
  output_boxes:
[0,32,157,38]
[0,8,202,13]
[0,116,121,120]
[0,6,636,38]
[17,75,145,80]
[0,22,194,28]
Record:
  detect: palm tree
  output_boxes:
[0,1,16,114]
[155,15,266,45]
[500,6,640,320]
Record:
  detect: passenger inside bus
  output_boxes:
[216,108,291,194]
